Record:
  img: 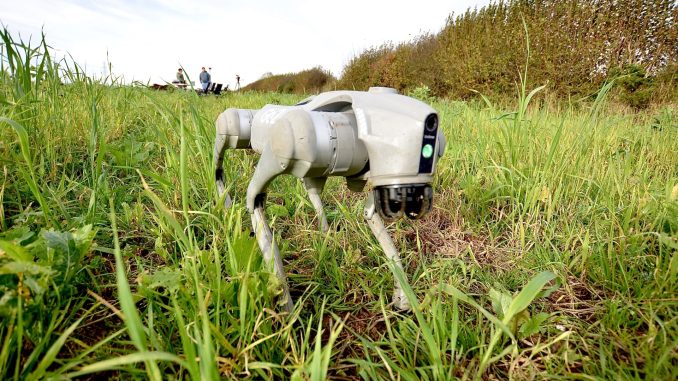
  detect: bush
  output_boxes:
[609,64,654,109]
[244,67,336,94]
[407,85,437,103]
[338,0,678,103]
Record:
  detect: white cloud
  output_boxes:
[1,0,491,88]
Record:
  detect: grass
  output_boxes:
[1,28,677,380]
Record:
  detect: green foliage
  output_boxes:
[339,0,678,104]
[244,66,336,94]
[609,64,655,109]
[0,225,95,379]
[407,85,437,103]
[0,225,94,318]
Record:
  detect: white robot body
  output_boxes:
[250,105,369,178]
[300,89,442,187]
[214,88,446,311]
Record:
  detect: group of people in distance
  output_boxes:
[173,67,241,92]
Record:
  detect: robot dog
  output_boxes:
[214,87,445,311]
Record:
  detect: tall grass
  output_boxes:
[1,27,676,379]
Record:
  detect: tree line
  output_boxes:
[338,0,677,106]
[243,1,676,107]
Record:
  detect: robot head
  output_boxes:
[215,87,446,221]
[372,110,439,220]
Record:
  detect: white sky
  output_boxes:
[1,0,491,88]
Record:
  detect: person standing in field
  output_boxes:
[235,74,241,90]
[200,67,211,93]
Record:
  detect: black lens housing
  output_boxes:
[373,184,433,221]
[424,113,438,132]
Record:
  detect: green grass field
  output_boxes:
[1,32,677,380]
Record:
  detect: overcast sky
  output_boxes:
[1,0,491,88]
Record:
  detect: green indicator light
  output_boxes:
[422,144,433,159]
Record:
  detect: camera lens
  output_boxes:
[424,114,438,133]
[374,186,405,220]
[404,185,432,219]
[373,184,433,221]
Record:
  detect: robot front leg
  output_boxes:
[303,177,329,233]
[214,129,233,208]
[364,193,412,311]
[215,168,233,208]
[247,146,294,312]
[215,128,292,311]
[251,196,294,312]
